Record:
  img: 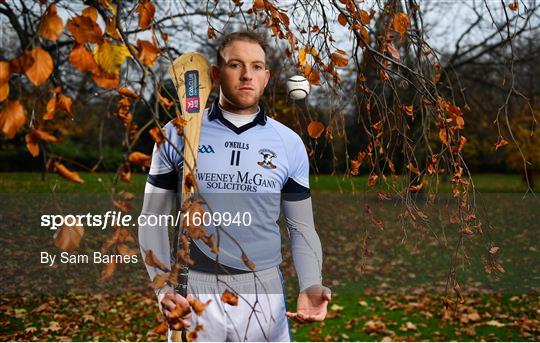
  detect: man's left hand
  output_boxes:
[285,284,331,324]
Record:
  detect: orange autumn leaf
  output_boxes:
[401,105,413,117]
[495,136,509,150]
[100,261,116,283]
[43,96,57,120]
[189,298,211,316]
[137,39,161,68]
[152,321,169,335]
[241,252,256,271]
[392,12,410,40]
[144,249,170,272]
[67,15,103,44]
[0,83,9,102]
[253,0,264,9]
[359,10,371,25]
[508,1,518,11]
[31,128,58,142]
[350,159,361,176]
[307,121,325,139]
[298,47,307,66]
[105,16,121,40]
[337,13,347,26]
[158,92,173,109]
[128,151,151,167]
[307,69,321,86]
[38,4,63,41]
[25,134,39,157]
[0,60,9,84]
[9,53,34,74]
[54,161,85,184]
[0,100,26,138]
[330,52,348,67]
[81,7,99,21]
[367,174,379,186]
[69,44,98,73]
[221,290,239,306]
[439,127,448,146]
[57,93,74,117]
[150,273,169,290]
[149,126,164,144]
[136,0,155,30]
[118,87,139,99]
[53,224,85,252]
[25,47,53,86]
[387,43,400,62]
[92,69,120,89]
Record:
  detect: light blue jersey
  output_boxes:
[141,99,322,291]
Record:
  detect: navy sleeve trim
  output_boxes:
[147,171,178,191]
[281,177,311,201]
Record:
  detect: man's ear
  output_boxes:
[264,69,270,87]
[211,65,221,85]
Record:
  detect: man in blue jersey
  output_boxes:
[139,31,330,341]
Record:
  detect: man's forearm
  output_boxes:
[282,197,323,291]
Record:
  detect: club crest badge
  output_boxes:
[257,149,277,169]
[185,70,200,113]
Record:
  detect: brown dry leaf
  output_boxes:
[38,4,63,41]
[409,183,423,191]
[31,128,57,142]
[137,0,155,30]
[69,44,98,73]
[137,39,161,68]
[0,100,26,138]
[170,304,191,319]
[367,174,379,186]
[112,199,131,213]
[387,43,400,62]
[116,243,136,256]
[221,290,238,306]
[9,53,34,74]
[350,159,361,176]
[92,69,120,89]
[120,167,132,183]
[152,321,168,335]
[67,15,103,44]
[93,40,131,75]
[25,47,53,86]
[149,126,164,145]
[253,0,264,9]
[298,47,307,66]
[495,136,508,150]
[0,82,8,102]
[54,161,84,184]
[189,298,211,316]
[184,172,197,192]
[489,246,499,255]
[105,17,121,40]
[25,134,39,157]
[330,52,348,67]
[144,249,170,272]
[100,261,116,282]
[307,121,325,139]
[337,13,347,26]
[439,127,448,146]
[392,12,410,41]
[364,319,387,334]
[158,92,173,109]
[128,151,151,167]
[307,69,321,86]
[241,253,256,271]
[81,7,98,21]
[57,93,74,117]
[150,273,169,290]
[406,162,420,175]
[172,116,187,136]
[201,234,218,254]
[508,1,518,11]
[118,87,139,99]
[359,10,371,25]
[53,224,84,252]
[43,96,56,120]
[401,105,413,117]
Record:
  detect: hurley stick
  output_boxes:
[167,52,211,341]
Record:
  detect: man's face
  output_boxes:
[212,40,270,114]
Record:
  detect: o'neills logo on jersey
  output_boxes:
[257,149,277,169]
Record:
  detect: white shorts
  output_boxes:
[168,267,291,342]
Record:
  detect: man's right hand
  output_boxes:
[159,290,192,329]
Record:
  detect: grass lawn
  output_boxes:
[0,173,538,341]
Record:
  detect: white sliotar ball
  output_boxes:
[286,75,310,100]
